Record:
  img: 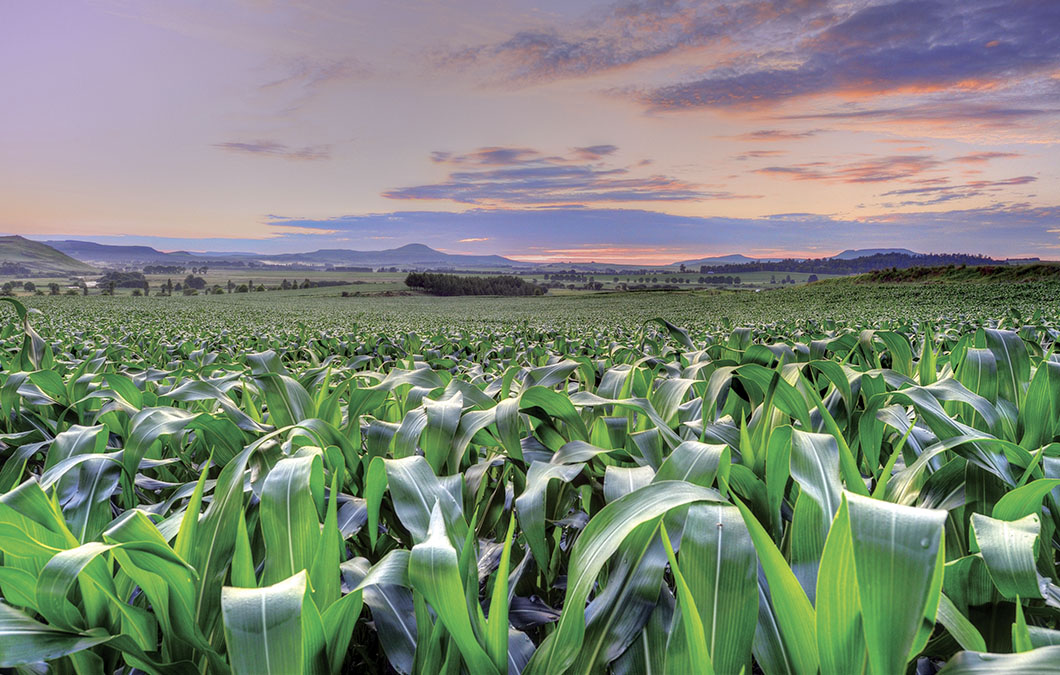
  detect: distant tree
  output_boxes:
[183,274,206,290]
[132,289,142,297]
[227,279,234,293]
[770,274,776,284]
[679,264,686,272]
[23,281,36,293]
[807,274,819,282]
[144,265,184,274]
[235,284,249,293]
[281,278,291,290]
[174,283,182,292]
[256,284,265,292]
[98,271,146,288]
[48,282,60,295]
[142,280,150,296]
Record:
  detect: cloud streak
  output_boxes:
[753,150,1035,207]
[213,140,332,161]
[755,155,945,183]
[879,175,1037,206]
[384,145,760,205]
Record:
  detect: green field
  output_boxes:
[0,265,845,298]
[3,281,1060,673]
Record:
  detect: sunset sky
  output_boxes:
[2,0,1057,263]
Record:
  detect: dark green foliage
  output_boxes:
[97,270,147,288]
[405,272,545,296]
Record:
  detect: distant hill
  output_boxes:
[674,254,763,266]
[44,240,211,265]
[45,240,526,269]
[674,249,920,266]
[262,243,524,268]
[0,236,97,275]
[831,248,918,260]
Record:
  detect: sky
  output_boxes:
[1,0,1058,263]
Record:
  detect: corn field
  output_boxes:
[2,293,1060,674]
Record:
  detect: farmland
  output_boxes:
[3,280,1060,673]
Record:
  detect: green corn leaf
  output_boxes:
[816,499,866,675]
[845,492,946,675]
[970,512,1042,599]
[526,481,724,675]
[260,453,325,585]
[938,646,1060,673]
[733,495,818,675]
[0,601,110,667]
[660,520,714,675]
[680,503,756,675]
[486,516,516,673]
[221,570,327,675]
[408,503,499,674]
[936,593,987,652]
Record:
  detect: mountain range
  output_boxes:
[41,239,931,268]
[3,237,1020,276]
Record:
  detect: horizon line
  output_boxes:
[9,233,1042,267]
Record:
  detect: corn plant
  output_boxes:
[1,295,1059,674]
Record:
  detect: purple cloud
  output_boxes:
[755,155,944,183]
[642,0,1060,109]
[442,0,830,82]
[384,145,760,205]
[879,175,1037,206]
[213,140,332,161]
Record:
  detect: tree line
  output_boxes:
[699,252,998,275]
[405,272,545,296]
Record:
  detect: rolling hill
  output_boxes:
[831,248,918,259]
[0,236,97,275]
[261,243,524,268]
[674,253,764,266]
